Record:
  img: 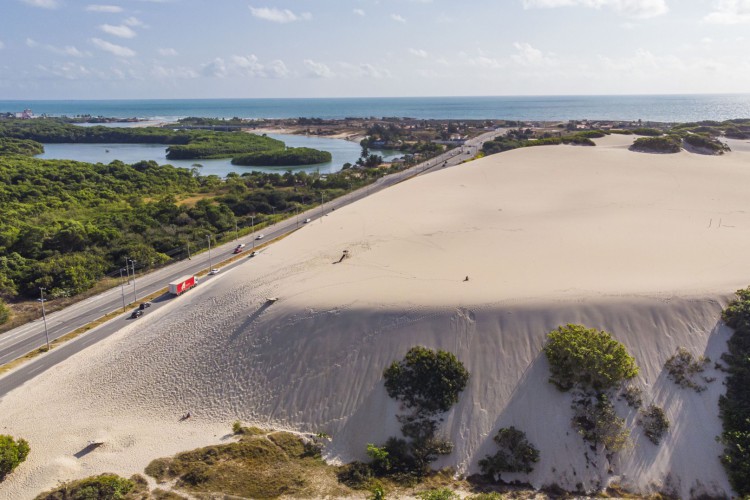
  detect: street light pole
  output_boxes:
[187,240,191,260]
[124,256,130,284]
[234,218,239,241]
[206,235,213,271]
[119,268,126,311]
[129,259,137,302]
[40,287,50,351]
[251,215,255,249]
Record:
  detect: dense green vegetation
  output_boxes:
[232,147,332,166]
[631,128,663,136]
[383,346,470,415]
[0,118,333,162]
[682,133,730,154]
[481,130,596,156]
[0,138,44,156]
[630,135,682,153]
[0,154,385,302]
[0,300,9,325]
[639,404,669,445]
[0,434,30,480]
[544,325,640,457]
[478,427,540,479]
[571,393,629,452]
[357,347,469,485]
[34,473,139,499]
[165,132,284,160]
[544,324,639,392]
[719,287,750,495]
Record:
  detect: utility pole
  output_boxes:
[207,235,213,271]
[129,259,137,302]
[124,256,131,284]
[40,287,50,351]
[119,268,126,311]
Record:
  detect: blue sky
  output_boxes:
[1,0,749,99]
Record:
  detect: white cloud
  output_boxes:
[339,62,392,79]
[705,0,750,24]
[158,47,178,56]
[249,6,311,23]
[522,0,668,18]
[85,4,123,12]
[202,57,228,78]
[267,60,290,78]
[99,24,137,38]
[22,0,60,8]
[391,13,407,23]
[409,48,428,58]
[0,41,4,50]
[511,42,556,66]
[353,8,365,16]
[26,38,89,57]
[304,59,333,78]
[202,55,291,79]
[151,64,198,79]
[90,37,136,57]
[124,16,146,27]
[468,55,504,69]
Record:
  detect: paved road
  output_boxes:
[0,130,500,396]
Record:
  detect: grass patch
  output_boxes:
[34,473,147,500]
[146,430,347,499]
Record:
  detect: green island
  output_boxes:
[232,147,332,166]
[0,118,329,164]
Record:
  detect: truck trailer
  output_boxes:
[168,275,197,295]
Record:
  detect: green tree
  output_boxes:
[544,324,639,392]
[478,427,540,478]
[0,435,30,480]
[0,299,10,325]
[383,346,469,415]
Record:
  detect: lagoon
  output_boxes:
[37,133,400,177]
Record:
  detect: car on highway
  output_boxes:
[233,243,246,254]
[304,218,311,223]
[208,269,220,275]
[256,234,264,240]
[130,309,143,319]
[138,302,151,310]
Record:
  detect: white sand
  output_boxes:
[2,136,750,498]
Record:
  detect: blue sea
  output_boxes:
[2,94,750,122]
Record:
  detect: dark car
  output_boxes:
[138,302,151,310]
[130,309,143,319]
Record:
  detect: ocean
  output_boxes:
[2,94,750,123]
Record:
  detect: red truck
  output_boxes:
[168,275,197,295]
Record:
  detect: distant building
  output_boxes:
[14,109,34,119]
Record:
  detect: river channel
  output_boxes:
[37,133,400,177]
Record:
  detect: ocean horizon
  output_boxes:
[2,94,750,123]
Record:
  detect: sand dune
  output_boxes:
[2,137,750,498]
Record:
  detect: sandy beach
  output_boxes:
[1,134,749,498]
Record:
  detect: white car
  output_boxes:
[304,218,311,223]
[209,268,220,275]
[256,234,264,240]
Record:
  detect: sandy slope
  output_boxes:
[2,136,750,498]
